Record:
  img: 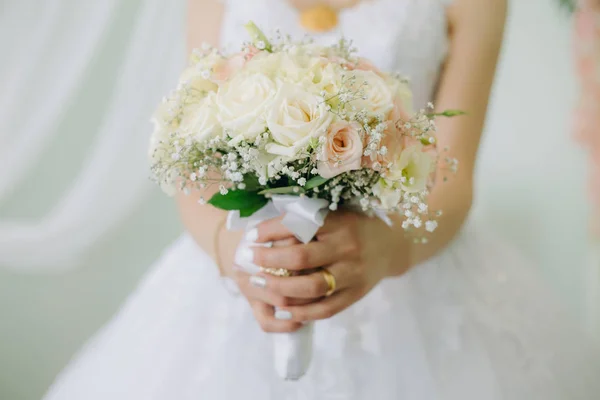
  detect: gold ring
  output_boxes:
[260,267,292,277]
[321,268,336,297]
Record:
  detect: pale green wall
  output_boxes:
[0,195,181,400]
[0,1,182,399]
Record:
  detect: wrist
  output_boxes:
[363,215,409,280]
[382,218,412,278]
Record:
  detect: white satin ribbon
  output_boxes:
[227,195,330,380]
[227,195,329,244]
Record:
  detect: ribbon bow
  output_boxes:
[227,195,330,244]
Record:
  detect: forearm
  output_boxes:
[387,173,473,277]
[382,0,506,276]
[181,0,232,273]
[175,186,243,277]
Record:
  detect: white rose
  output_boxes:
[178,66,219,93]
[148,125,168,162]
[151,68,218,134]
[245,52,310,83]
[150,98,179,133]
[347,69,393,116]
[180,92,221,141]
[244,52,283,78]
[386,144,434,193]
[148,126,177,196]
[265,83,333,158]
[308,62,343,97]
[216,72,276,142]
[372,179,401,209]
[191,51,225,71]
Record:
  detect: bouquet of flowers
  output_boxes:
[149,22,459,380]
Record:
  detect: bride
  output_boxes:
[45,0,600,398]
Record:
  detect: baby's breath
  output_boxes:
[149,23,459,240]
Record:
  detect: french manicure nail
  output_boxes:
[249,275,267,289]
[274,310,292,320]
[245,228,259,243]
[249,241,272,248]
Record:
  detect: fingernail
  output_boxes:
[274,310,292,320]
[245,228,259,243]
[249,275,266,289]
[249,241,272,248]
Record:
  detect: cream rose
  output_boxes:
[317,121,363,178]
[386,144,434,193]
[151,69,217,133]
[178,66,219,94]
[180,92,221,141]
[265,83,333,158]
[372,179,401,209]
[348,69,393,116]
[309,62,343,97]
[245,50,333,88]
[244,52,298,79]
[216,72,276,142]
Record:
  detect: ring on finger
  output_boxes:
[321,268,337,297]
[260,266,292,277]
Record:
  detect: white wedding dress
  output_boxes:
[44,0,600,399]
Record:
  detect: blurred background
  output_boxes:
[0,0,598,399]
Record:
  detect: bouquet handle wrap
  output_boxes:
[228,195,330,380]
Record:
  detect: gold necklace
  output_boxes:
[299,4,339,33]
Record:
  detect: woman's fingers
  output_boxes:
[265,264,351,299]
[248,216,292,243]
[252,241,342,271]
[251,212,352,243]
[276,289,356,322]
[233,267,314,307]
[271,237,301,247]
[249,300,303,333]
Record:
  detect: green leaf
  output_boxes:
[426,109,467,118]
[258,186,304,195]
[304,176,329,190]
[208,189,267,217]
[244,21,272,52]
[242,174,260,191]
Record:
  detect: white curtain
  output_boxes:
[0,0,185,272]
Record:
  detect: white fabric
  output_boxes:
[43,0,600,398]
[44,229,600,399]
[0,0,185,271]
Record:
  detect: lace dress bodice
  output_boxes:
[220,0,451,108]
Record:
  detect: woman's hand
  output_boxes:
[237,211,402,326]
[231,237,311,333]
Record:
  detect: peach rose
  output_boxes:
[354,57,380,73]
[362,98,410,168]
[317,121,364,178]
[389,96,411,123]
[211,47,261,83]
